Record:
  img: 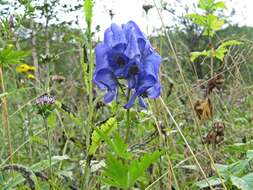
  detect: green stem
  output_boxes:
[43,116,53,179]
[124,89,131,143]
[0,66,14,176]
[125,109,131,143]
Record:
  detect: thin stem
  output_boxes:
[209,36,214,77]
[153,1,227,189]
[43,116,53,179]
[124,89,131,143]
[0,66,13,166]
[159,97,214,190]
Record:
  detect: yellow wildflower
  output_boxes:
[27,74,36,80]
[16,64,36,73]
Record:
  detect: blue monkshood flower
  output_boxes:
[124,52,161,109]
[94,20,161,108]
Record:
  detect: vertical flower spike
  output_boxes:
[94,21,162,109]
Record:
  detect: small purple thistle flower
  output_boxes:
[35,94,56,117]
[35,94,56,105]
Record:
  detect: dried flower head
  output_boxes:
[51,75,66,83]
[206,74,224,96]
[203,122,225,145]
[142,4,153,14]
[194,98,213,121]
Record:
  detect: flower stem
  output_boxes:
[0,66,13,165]
[43,116,53,179]
[124,89,131,143]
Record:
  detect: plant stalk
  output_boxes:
[0,66,13,165]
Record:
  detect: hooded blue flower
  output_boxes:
[94,21,162,108]
[124,52,161,109]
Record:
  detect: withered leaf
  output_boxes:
[194,98,213,121]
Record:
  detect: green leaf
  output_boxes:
[187,13,207,27]
[231,176,250,190]
[241,173,253,187]
[47,111,57,129]
[127,150,163,187]
[204,14,224,36]
[84,0,93,28]
[102,150,163,189]
[219,40,242,48]
[89,117,118,155]
[199,0,225,12]
[214,40,242,60]
[0,45,30,66]
[246,150,253,159]
[214,2,225,9]
[107,132,133,159]
[190,50,210,62]
[213,46,227,61]
[195,176,223,188]
[102,154,129,189]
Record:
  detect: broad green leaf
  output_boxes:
[190,50,210,62]
[215,163,230,179]
[199,0,214,11]
[214,47,227,60]
[102,150,163,189]
[0,45,30,66]
[241,173,253,187]
[187,14,207,27]
[195,176,223,188]
[214,40,242,60]
[204,14,224,36]
[214,2,225,9]
[102,154,129,189]
[246,150,253,159]
[219,40,242,48]
[89,117,118,155]
[107,132,133,159]
[127,150,163,188]
[231,176,250,190]
[199,0,225,12]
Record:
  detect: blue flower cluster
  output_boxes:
[94,21,161,109]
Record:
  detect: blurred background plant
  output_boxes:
[1,0,253,189]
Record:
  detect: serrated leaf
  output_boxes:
[0,45,30,66]
[89,117,118,155]
[127,150,163,187]
[102,150,163,189]
[107,132,133,159]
